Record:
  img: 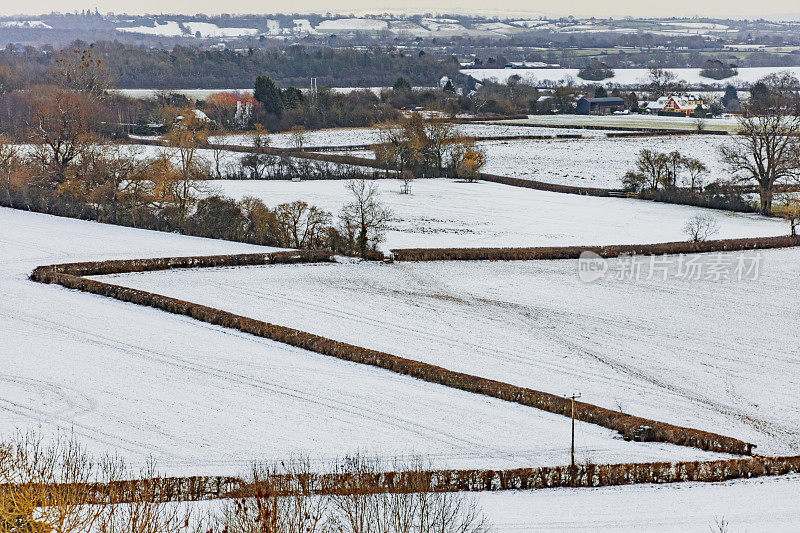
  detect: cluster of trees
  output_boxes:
[372,115,486,181]
[623,149,708,193]
[1,434,487,533]
[0,129,390,257]
[185,180,391,259]
[577,61,615,82]
[699,59,738,81]
[221,76,399,132]
[0,47,405,138]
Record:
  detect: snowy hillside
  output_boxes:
[104,248,800,456]
[1,207,726,475]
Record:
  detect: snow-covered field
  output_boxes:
[500,114,741,132]
[478,135,735,188]
[315,18,388,32]
[463,66,800,87]
[208,178,784,250]
[183,22,259,38]
[211,124,611,149]
[479,474,800,532]
[116,20,258,37]
[2,207,728,475]
[102,246,800,456]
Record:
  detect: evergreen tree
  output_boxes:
[282,86,303,109]
[254,76,284,116]
[392,76,412,92]
[722,84,738,107]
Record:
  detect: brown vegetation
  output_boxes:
[390,235,800,262]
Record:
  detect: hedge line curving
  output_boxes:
[391,235,800,262]
[27,455,800,504]
[31,252,755,456]
[31,250,334,279]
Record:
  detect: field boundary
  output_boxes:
[26,454,800,504]
[391,235,800,261]
[31,251,757,457]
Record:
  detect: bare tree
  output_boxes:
[683,214,720,242]
[683,158,708,192]
[53,47,112,97]
[290,125,307,150]
[160,109,212,225]
[626,149,670,191]
[339,179,392,259]
[720,75,800,215]
[0,141,20,208]
[647,67,679,98]
[399,169,414,194]
[274,201,332,249]
[779,197,800,236]
[25,86,99,186]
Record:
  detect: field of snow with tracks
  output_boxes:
[2,207,732,476]
[99,249,800,456]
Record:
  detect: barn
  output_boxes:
[576,97,626,115]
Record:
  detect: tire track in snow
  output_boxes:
[7,296,523,464]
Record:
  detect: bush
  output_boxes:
[641,186,757,213]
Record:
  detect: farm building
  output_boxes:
[576,97,626,115]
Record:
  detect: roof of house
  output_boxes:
[579,97,625,104]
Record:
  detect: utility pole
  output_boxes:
[567,393,581,483]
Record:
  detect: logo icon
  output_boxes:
[577,251,608,283]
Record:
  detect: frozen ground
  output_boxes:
[208,178,784,250]
[1,207,726,475]
[103,247,800,456]
[211,124,611,149]
[478,135,735,188]
[478,474,800,532]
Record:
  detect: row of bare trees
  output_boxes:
[187,182,391,259]
[1,434,487,533]
[623,149,708,193]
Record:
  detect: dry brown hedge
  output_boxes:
[33,454,800,504]
[476,171,622,196]
[31,251,755,457]
[391,235,800,262]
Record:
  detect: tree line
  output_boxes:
[0,41,462,89]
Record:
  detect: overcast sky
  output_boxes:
[2,0,800,19]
